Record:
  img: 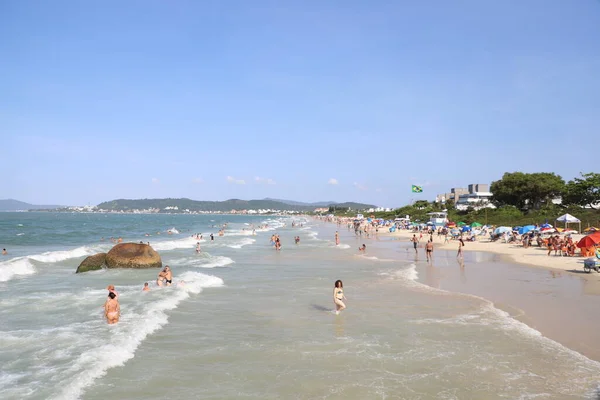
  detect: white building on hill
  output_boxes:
[455,184,495,211]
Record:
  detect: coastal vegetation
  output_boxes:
[343,172,600,227]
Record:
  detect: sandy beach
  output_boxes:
[381,227,599,276]
[332,223,600,362]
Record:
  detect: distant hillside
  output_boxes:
[0,199,63,211]
[263,198,337,207]
[96,198,376,212]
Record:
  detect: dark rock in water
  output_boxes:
[76,253,107,273]
[105,243,162,269]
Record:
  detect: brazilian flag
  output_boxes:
[411,185,423,193]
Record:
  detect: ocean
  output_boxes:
[1,212,599,399]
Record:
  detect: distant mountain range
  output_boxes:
[263,198,338,207]
[95,198,376,212]
[0,199,64,211]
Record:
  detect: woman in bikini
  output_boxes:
[104,292,120,324]
[157,266,173,286]
[333,280,347,315]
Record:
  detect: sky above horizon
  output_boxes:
[1,0,598,207]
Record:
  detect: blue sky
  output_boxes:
[1,0,598,207]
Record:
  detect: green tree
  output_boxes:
[490,172,565,210]
[563,172,600,209]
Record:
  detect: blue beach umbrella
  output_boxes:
[518,225,536,235]
[494,226,512,235]
[540,223,552,229]
[462,226,472,232]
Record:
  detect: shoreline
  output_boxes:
[378,227,600,276]
[315,220,600,363]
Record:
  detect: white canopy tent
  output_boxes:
[555,213,581,233]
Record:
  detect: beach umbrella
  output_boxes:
[518,225,536,235]
[584,227,598,233]
[457,221,466,226]
[577,232,600,248]
[540,223,552,229]
[471,222,482,227]
[494,226,512,235]
[462,226,471,232]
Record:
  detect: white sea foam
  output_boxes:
[359,255,394,262]
[52,272,223,400]
[0,257,37,282]
[29,246,100,263]
[201,256,235,268]
[152,237,198,251]
[334,244,351,249]
[166,227,180,234]
[379,264,419,283]
[16,233,25,236]
[227,238,256,249]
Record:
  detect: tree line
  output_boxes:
[334,172,600,228]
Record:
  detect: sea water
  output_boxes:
[0,213,599,399]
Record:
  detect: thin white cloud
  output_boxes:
[328,178,339,185]
[192,178,204,184]
[226,176,246,185]
[353,182,367,191]
[255,176,276,185]
[151,178,159,184]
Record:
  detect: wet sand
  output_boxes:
[332,224,600,362]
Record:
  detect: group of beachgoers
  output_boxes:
[103,265,184,324]
[270,234,282,250]
[410,233,465,261]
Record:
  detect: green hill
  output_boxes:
[96,198,376,213]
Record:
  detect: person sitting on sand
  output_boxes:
[333,280,347,315]
[143,282,150,291]
[104,292,120,324]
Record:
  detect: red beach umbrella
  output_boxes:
[576,232,600,248]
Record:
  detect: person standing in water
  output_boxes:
[457,237,465,258]
[425,239,434,262]
[410,234,419,252]
[335,231,340,246]
[142,282,150,291]
[195,242,201,253]
[104,292,120,324]
[2,248,7,255]
[333,280,346,315]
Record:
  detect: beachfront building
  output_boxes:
[455,184,495,211]
[436,184,495,211]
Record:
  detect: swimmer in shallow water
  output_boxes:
[333,280,346,315]
[143,282,150,291]
[157,266,173,286]
[2,248,7,255]
[104,292,120,324]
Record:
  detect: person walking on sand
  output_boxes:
[410,234,419,252]
[335,231,340,246]
[457,237,465,258]
[104,292,120,324]
[426,239,433,262]
[333,280,347,315]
